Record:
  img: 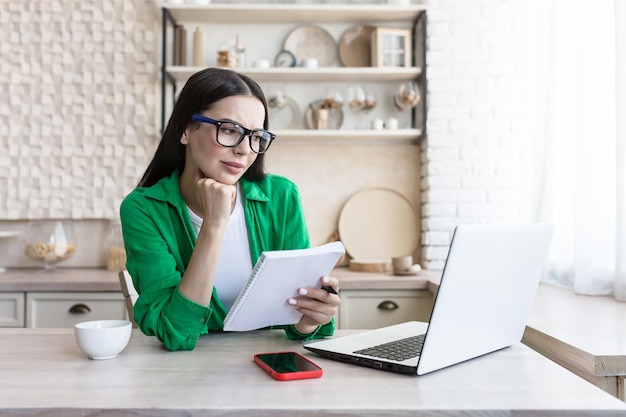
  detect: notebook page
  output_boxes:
[223,241,345,331]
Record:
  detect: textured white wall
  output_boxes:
[0,0,159,219]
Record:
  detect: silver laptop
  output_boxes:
[304,223,554,375]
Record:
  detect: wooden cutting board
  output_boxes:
[348,259,391,272]
[338,188,418,262]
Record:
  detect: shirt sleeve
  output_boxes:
[282,181,310,249]
[281,319,336,341]
[120,192,211,351]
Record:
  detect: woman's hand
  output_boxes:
[195,170,236,228]
[289,276,340,335]
[178,171,235,307]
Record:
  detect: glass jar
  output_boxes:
[106,220,126,272]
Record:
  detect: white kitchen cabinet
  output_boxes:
[0,292,25,327]
[158,3,427,142]
[337,288,433,329]
[25,292,126,328]
[0,269,128,328]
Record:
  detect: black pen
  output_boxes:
[321,285,338,295]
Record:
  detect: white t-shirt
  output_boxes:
[187,185,253,311]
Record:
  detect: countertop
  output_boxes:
[0,267,436,292]
[331,266,438,290]
[522,283,626,397]
[525,284,626,371]
[0,268,121,292]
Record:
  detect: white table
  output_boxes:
[0,328,625,416]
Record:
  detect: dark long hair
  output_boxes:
[137,68,269,188]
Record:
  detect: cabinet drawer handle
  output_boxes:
[377,300,399,311]
[69,304,91,314]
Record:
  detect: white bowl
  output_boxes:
[74,320,132,360]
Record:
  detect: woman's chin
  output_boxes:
[214,172,242,185]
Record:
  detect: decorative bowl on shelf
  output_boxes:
[393,81,420,111]
[23,220,76,271]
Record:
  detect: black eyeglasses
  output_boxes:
[191,113,275,154]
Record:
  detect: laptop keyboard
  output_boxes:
[354,334,425,361]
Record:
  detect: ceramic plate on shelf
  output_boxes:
[338,188,418,261]
[338,25,376,67]
[284,25,337,67]
[269,96,301,130]
[304,99,344,130]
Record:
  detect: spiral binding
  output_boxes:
[224,253,267,328]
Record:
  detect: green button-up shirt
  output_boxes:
[120,170,334,351]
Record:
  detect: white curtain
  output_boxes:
[521,0,626,299]
[615,0,626,300]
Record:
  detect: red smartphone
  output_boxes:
[253,351,323,381]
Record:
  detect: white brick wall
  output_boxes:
[422,0,526,269]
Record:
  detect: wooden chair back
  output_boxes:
[118,270,139,328]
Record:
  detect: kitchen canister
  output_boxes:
[193,27,204,67]
[235,35,246,68]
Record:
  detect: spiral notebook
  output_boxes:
[223,241,346,331]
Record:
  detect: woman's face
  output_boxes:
[183,95,265,185]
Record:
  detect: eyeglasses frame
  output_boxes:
[191,113,275,154]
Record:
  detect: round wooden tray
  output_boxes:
[338,188,418,261]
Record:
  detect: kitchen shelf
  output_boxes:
[273,129,422,144]
[163,4,426,24]
[158,2,427,143]
[166,66,423,84]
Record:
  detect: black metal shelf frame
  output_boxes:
[413,10,427,140]
[161,8,177,135]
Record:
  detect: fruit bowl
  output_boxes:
[23,221,76,271]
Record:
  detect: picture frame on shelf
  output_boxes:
[371,28,412,68]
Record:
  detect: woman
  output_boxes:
[120,68,338,351]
